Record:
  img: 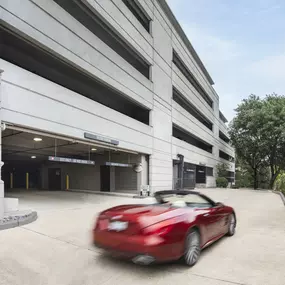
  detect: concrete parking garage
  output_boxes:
[1,188,285,285]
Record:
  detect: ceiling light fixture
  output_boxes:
[33,137,42,142]
[91,148,97,151]
[31,156,36,159]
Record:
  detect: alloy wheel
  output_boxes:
[228,214,236,236]
[184,230,200,266]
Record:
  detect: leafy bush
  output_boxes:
[216,177,228,188]
[275,174,285,195]
[216,163,229,178]
[235,170,252,187]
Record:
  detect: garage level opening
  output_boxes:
[0,25,150,125]
[2,127,148,195]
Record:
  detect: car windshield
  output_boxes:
[157,193,213,208]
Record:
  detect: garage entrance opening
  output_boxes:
[2,127,148,194]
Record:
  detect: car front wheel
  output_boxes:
[184,229,201,267]
[227,214,236,236]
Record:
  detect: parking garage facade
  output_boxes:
[0,0,235,216]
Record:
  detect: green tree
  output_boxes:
[274,172,285,195]
[259,94,285,188]
[229,95,267,189]
[235,155,254,188]
[229,94,285,189]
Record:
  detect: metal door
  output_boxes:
[48,168,61,190]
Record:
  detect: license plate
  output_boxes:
[108,221,128,232]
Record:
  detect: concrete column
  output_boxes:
[0,69,4,218]
[136,171,142,195]
[110,166,115,192]
[141,155,148,186]
[0,69,18,216]
[136,154,148,195]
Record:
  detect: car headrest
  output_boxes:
[171,200,187,208]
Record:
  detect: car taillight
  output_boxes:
[140,218,176,237]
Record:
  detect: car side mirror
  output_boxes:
[215,202,224,207]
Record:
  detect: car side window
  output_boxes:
[183,194,213,209]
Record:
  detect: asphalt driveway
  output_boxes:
[0,189,285,285]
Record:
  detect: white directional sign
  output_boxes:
[48,156,95,165]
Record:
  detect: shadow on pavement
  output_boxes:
[93,235,228,274]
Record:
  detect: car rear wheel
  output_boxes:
[184,229,201,267]
[227,214,236,236]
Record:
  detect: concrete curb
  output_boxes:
[0,211,38,231]
[132,195,150,199]
[68,189,151,199]
[272,191,285,206]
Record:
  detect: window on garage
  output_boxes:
[173,124,213,153]
[173,87,213,131]
[219,150,235,162]
[206,167,213,176]
[0,25,150,125]
[172,50,213,108]
[122,0,151,33]
[54,0,150,78]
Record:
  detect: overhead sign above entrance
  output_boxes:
[105,162,132,167]
[84,132,119,146]
[48,156,95,165]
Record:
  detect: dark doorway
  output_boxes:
[48,168,61,190]
[196,165,206,184]
[13,169,26,189]
[173,159,196,189]
[183,163,196,189]
[100,166,110,192]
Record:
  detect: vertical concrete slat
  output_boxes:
[10,173,13,189]
[110,166,115,192]
[0,69,4,218]
[26,172,29,190]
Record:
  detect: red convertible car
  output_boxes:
[93,190,236,267]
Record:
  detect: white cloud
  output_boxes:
[243,2,281,16]
[246,54,285,96]
[257,4,281,14]
[166,0,241,65]
[249,54,285,82]
[182,24,241,64]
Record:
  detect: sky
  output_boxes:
[167,0,285,121]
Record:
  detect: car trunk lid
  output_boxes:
[99,204,185,235]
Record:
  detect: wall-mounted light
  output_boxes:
[31,156,36,159]
[33,137,42,142]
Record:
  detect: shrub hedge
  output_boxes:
[216,177,228,188]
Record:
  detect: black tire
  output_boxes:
[183,229,201,267]
[227,213,236,236]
